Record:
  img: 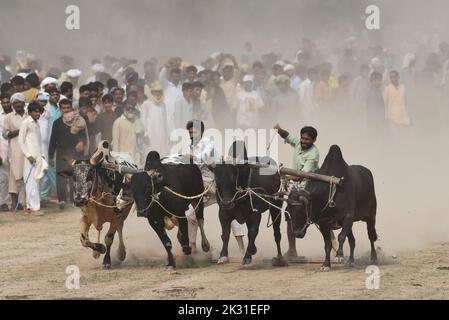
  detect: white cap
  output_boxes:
[274,60,285,67]
[210,52,221,60]
[242,74,254,82]
[370,57,383,68]
[222,59,234,67]
[195,65,205,73]
[17,72,28,79]
[283,64,295,72]
[91,63,105,73]
[40,77,58,89]
[37,92,50,101]
[10,92,26,103]
[276,74,290,83]
[66,69,82,78]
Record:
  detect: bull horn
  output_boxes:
[61,155,76,167]
[90,149,104,165]
[147,170,163,182]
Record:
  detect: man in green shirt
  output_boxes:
[274,123,320,258]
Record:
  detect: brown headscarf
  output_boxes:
[62,110,90,155]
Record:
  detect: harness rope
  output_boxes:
[141,178,212,219]
[84,166,133,211]
[320,177,338,213]
[163,180,214,200]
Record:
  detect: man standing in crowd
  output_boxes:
[384,70,411,128]
[23,73,40,103]
[174,82,193,132]
[36,92,55,207]
[96,94,118,143]
[49,99,88,209]
[0,93,12,211]
[298,68,318,118]
[161,68,182,136]
[112,103,143,165]
[366,71,386,131]
[18,102,47,216]
[140,81,168,157]
[3,93,27,212]
[235,74,264,129]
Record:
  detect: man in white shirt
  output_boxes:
[18,102,48,216]
[139,81,168,159]
[3,92,27,212]
[298,68,318,118]
[160,67,182,136]
[174,82,193,131]
[185,120,245,254]
[36,92,56,206]
[235,75,264,129]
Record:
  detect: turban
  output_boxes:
[66,69,82,78]
[40,77,58,89]
[10,92,26,103]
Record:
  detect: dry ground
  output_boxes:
[1,205,448,300]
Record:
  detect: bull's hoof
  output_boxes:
[182,246,192,255]
[335,256,344,264]
[103,263,111,270]
[136,211,147,218]
[93,243,106,254]
[201,239,211,253]
[217,256,229,264]
[242,256,252,265]
[117,249,126,262]
[166,266,180,274]
[284,250,300,262]
[370,258,379,265]
[272,256,289,267]
[92,251,101,259]
[345,260,355,268]
[319,265,331,272]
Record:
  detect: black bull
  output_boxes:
[286,145,378,270]
[130,151,208,269]
[210,143,286,266]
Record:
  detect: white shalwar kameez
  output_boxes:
[140,100,169,157]
[18,116,48,212]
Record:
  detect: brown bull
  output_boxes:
[65,141,136,269]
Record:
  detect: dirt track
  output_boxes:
[1,205,448,300]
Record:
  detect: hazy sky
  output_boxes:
[1,0,448,71]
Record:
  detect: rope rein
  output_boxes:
[320,177,338,213]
